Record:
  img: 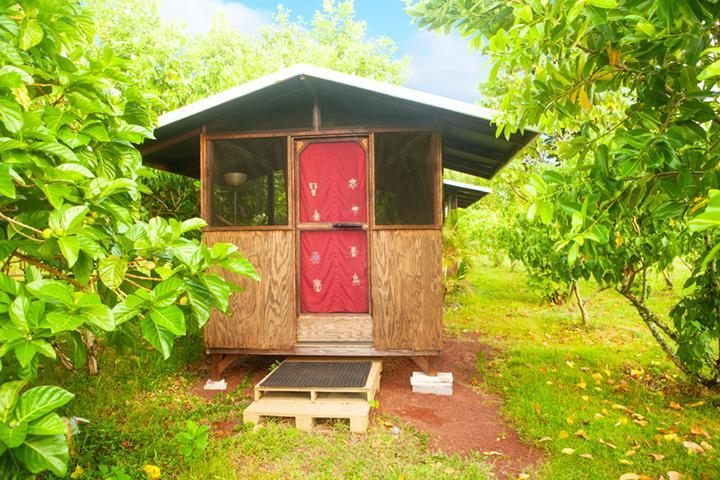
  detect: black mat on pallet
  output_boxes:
[259,361,372,388]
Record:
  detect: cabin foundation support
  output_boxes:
[410,355,437,375]
[210,353,240,381]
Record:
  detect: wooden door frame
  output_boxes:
[292,135,373,320]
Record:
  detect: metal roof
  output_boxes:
[142,64,538,180]
[443,179,492,208]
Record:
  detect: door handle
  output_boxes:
[333,223,363,229]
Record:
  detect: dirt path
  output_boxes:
[377,337,543,478]
[192,337,544,478]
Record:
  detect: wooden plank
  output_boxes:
[433,132,442,226]
[199,128,212,223]
[296,314,373,343]
[371,230,443,351]
[203,230,295,349]
[207,346,440,356]
[140,128,201,156]
[243,398,371,432]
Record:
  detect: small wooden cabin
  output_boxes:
[142,64,536,371]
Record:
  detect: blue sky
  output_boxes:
[157,0,489,102]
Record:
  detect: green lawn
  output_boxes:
[446,264,720,480]
[40,264,720,479]
[43,336,490,479]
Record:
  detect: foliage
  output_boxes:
[446,264,720,480]
[442,209,474,297]
[0,0,257,475]
[410,0,720,383]
[0,381,73,477]
[174,420,209,461]
[88,0,410,219]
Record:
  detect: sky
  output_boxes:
[157,0,489,103]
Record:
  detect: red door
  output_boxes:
[298,141,368,313]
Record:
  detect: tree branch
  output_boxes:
[13,252,85,289]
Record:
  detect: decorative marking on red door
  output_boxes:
[299,141,366,223]
[300,230,368,313]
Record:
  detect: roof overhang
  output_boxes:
[141,64,539,179]
[443,179,492,208]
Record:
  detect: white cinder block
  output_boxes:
[204,379,228,391]
[410,371,453,396]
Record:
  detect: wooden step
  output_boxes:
[254,358,382,402]
[243,397,370,432]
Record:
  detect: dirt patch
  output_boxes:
[378,337,544,479]
[190,338,543,478]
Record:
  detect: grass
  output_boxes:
[41,336,491,479]
[36,263,720,479]
[445,264,720,479]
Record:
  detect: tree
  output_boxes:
[0,0,256,475]
[410,0,720,383]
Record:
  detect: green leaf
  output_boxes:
[586,0,617,8]
[151,277,184,308]
[0,381,27,423]
[0,99,22,133]
[13,434,69,476]
[219,256,259,280]
[26,280,74,305]
[140,316,175,359]
[699,60,720,81]
[14,386,74,424]
[45,311,85,334]
[57,236,80,267]
[149,305,186,336]
[14,341,36,368]
[0,420,28,448]
[80,304,114,331]
[18,19,44,50]
[48,205,88,232]
[0,164,15,199]
[98,256,127,290]
[27,413,66,436]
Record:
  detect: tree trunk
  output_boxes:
[82,329,98,375]
[572,280,589,325]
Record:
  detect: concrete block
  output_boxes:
[204,379,227,391]
[410,371,453,396]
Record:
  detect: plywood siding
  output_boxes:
[204,230,295,349]
[371,230,443,351]
[296,314,373,343]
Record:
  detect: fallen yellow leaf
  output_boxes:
[686,400,705,408]
[577,380,587,389]
[566,416,575,425]
[700,441,714,451]
[482,451,504,456]
[619,473,639,480]
[682,440,704,455]
[143,465,161,480]
[649,453,664,461]
[538,436,553,443]
[619,458,633,465]
[575,429,590,440]
[561,448,575,455]
[625,449,636,457]
[667,472,683,480]
[558,430,569,439]
[668,401,683,411]
[580,453,594,459]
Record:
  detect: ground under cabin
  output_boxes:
[141,64,537,385]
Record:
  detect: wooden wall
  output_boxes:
[371,230,443,351]
[203,230,296,349]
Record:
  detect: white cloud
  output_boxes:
[158,0,273,35]
[403,30,490,103]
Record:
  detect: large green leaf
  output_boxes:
[80,304,114,331]
[98,256,127,289]
[150,277,184,308]
[0,99,22,133]
[26,280,73,305]
[0,420,28,448]
[48,205,88,233]
[0,164,15,199]
[27,413,66,436]
[13,434,69,476]
[57,236,80,267]
[0,381,26,423]
[45,311,85,334]
[13,387,74,424]
[140,316,174,359]
[14,342,36,368]
[18,19,44,50]
[149,305,185,336]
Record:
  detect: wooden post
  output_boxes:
[210,354,238,380]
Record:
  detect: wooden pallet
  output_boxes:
[243,358,382,433]
[253,358,382,402]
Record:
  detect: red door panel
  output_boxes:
[300,228,368,313]
[299,141,366,223]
